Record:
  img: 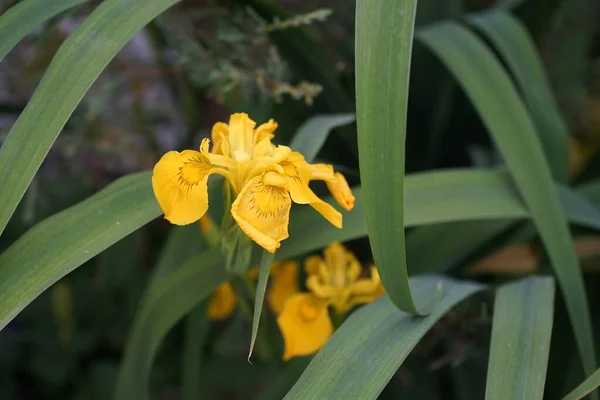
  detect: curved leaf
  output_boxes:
[0,172,159,331]
[467,11,569,182]
[418,22,596,377]
[284,276,483,399]
[356,0,421,313]
[0,0,88,63]
[289,114,355,163]
[0,0,180,235]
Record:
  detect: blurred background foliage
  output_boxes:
[1,0,600,398]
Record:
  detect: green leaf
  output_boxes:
[249,250,275,360]
[284,276,484,399]
[355,0,421,313]
[0,172,159,331]
[563,368,600,400]
[485,277,555,399]
[0,0,88,63]
[467,11,569,183]
[115,248,227,400]
[0,0,180,235]
[289,114,355,163]
[417,22,596,378]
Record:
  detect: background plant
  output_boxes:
[1,0,600,399]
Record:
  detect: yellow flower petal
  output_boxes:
[231,171,291,253]
[211,122,230,156]
[305,255,324,276]
[152,150,215,225]
[280,154,342,228]
[228,113,257,158]
[277,294,333,361]
[326,172,355,211]
[208,283,237,321]
[267,261,299,314]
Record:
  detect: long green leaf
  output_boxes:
[0,0,88,63]
[289,114,355,163]
[284,276,484,399]
[0,0,180,235]
[249,250,275,360]
[115,248,227,400]
[181,303,210,400]
[467,11,569,183]
[418,22,596,378]
[564,368,600,400]
[0,172,159,331]
[356,0,421,313]
[485,277,555,399]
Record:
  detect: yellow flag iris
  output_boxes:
[152,113,355,253]
[277,242,384,360]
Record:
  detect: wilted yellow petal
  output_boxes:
[152,150,215,225]
[231,172,291,253]
[268,261,299,314]
[326,173,355,211]
[208,283,237,321]
[277,294,333,361]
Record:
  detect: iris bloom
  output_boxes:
[152,113,355,253]
[277,242,384,360]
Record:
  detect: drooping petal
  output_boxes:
[326,173,355,211]
[280,154,342,228]
[277,294,333,361]
[152,150,216,225]
[228,113,256,158]
[208,283,237,321]
[267,261,300,314]
[231,172,292,253]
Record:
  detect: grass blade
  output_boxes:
[289,114,355,163]
[467,11,569,182]
[248,250,275,361]
[418,22,596,378]
[485,277,555,399]
[564,368,600,400]
[0,0,88,63]
[356,0,421,313]
[0,0,180,235]
[0,172,159,331]
[284,276,484,399]
[182,303,210,400]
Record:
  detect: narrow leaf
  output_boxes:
[467,11,569,182]
[0,172,159,331]
[356,0,421,313]
[485,277,555,399]
[563,368,600,400]
[249,250,275,360]
[284,276,484,399]
[0,0,88,62]
[182,303,210,400]
[418,22,596,377]
[0,0,180,235]
[289,114,355,163]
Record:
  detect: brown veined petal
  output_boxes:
[231,171,292,253]
[280,155,342,228]
[326,172,355,211]
[151,150,218,225]
[211,122,229,156]
[228,113,256,157]
[277,293,333,361]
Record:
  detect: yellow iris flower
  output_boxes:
[277,242,384,361]
[152,113,355,253]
